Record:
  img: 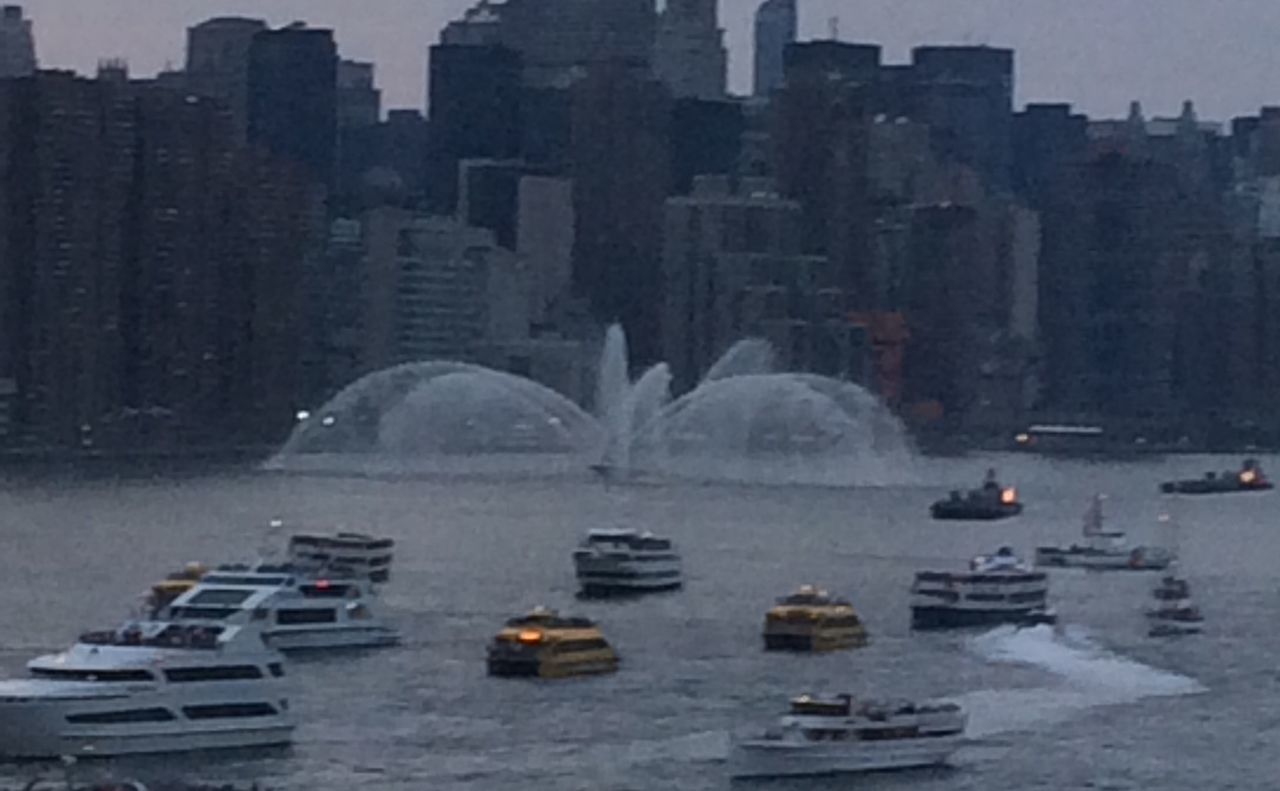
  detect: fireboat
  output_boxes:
[930,469,1023,521]
[1159,459,1273,495]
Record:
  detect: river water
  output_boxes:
[0,452,1274,789]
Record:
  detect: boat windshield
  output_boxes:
[79,623,226,650]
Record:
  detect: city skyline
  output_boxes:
[13,0,1280,121]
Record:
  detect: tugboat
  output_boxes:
[729,693,967,779]
[1159,458,1273,495]
[486,607,619,679]
[1034,495,1175,571]
[763,586,868,652]
[911,547,1055,630]
[930,469,1023,521]
[572,529,682,597]
[1147,572,1203,637]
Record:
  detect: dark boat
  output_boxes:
[1159,458,1273,495]
[931,472,1023,521]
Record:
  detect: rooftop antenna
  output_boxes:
[828,16,840,41]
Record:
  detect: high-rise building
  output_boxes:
[569,63,672,365]
[0,71,319,448]
[654,0,727,101]
[186,16,266,144]
[443,0,655,88]
[248,23,338,188]
[663,175,849,390]
[337,60,380,129]
[669,97,745,195]
[427,43,522,213]
[0,5,35,78]
[360,210,528,369]
[907,45,1015,190]
[753,0,796,98]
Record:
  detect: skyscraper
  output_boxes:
[654,0,727,101]
[0,5,34,78]
[248,24,338,189]
[753,0,797,98]
[427,42,522,213]
[186,16,266,144]
[337,60,380,129]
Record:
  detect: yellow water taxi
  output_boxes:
[144,562,209,616]
[486,607,619,679]
[763,586,868,652]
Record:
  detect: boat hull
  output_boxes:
[1159,480,1273,495]
[264,625,400,652]
[911,606,1055,631]
[573,553,683,598]
[578,580,683,598]
[0,698,294,759]
[730,735,962,778]
[930,503,1022,521]
[1034,547,1172,571]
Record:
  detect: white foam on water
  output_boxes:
[956,624,1205,740]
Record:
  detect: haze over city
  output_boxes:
[18,0,1280,119]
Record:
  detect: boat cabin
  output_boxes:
[503,608,595,631]
[582,529,673,552]
[775,586,849,608]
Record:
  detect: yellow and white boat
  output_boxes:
[763,586,868,652]
[486,607,619,679]
[143,562,209,617]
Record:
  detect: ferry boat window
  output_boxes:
[164,665,264,682]
[30,668,155,682]
[169,606,237,620]
[188,589,254,606]
[268,662,285,678]
[202,575,289,586]
[66,708,175,724]
[276,608,338,625]
[182,702,278,719]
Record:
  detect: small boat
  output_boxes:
[286,533,394,583]
[0,621,293,759]
[930,469,1022,521]
[572,529,682,597]
[1147,572,1203,637]
[763,586,868,652]
[729,693,967,778]
[163,562,399,651]
[486,608,619,679]
[911,547,1055,630]
[143,563,210,617]
[1159,459,1273,495]
[1035,495,1175,571]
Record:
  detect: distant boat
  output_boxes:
[1159,459,1273,495]
[1035,495,1175,571]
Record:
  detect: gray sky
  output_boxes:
[18,0,1280,122]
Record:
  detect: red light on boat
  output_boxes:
[315,579,331,590]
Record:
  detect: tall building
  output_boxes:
[570,63,672,365]
[443,0,655,88]
[360,210,528,369]
[0,5,35,78]
[663,176,854,390]
[427,43,522,212]
[0,71,319,448]
[248,24,338,188]
[753,0,796,98]
[337,60,380,129]
[907,45,1015,190]
[669,97,745,195]
[186,16,266,144]
[654,0,727,101]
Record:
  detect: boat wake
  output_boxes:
[957,624,1204,740]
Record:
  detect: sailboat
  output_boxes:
[1034,495,1175,570]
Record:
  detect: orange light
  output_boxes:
[1015,432,1030,445]
[517,630,544,645]
[1001,487,1017,505]
[1241,469,1257,484]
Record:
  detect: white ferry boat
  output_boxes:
[1035,495,1175,571]
[162,564,399,651]
[911,547,1055,630]
[730,693,967,779]
[572,529,682,597]
[287,533,394,583]
[0,621,293,759]
[1147,573,1203,637]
